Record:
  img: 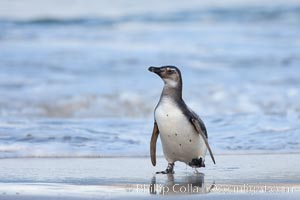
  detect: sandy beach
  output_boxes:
[0,154,299,199]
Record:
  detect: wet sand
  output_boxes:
[0,154,299,199]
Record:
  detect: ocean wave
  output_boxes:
[14,18,115,26]
[1,5,300,27]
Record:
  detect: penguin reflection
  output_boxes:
[150,173,214,195]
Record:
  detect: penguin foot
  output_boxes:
[189,158,205,168]
[156,163,174,174]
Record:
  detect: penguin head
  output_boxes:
[148,65,182,88]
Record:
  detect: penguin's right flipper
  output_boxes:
[191,118,216,164]
[150,121,159,166]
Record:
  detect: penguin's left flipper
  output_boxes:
[191,118,216,164]
[150,121,159,166]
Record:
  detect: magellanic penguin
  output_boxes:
[149,66,215,174]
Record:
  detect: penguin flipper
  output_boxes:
[191,118,216,164]
[150,121,159,166]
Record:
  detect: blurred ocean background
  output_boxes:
[0,0,300,158]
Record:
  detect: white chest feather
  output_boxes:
[154,98,206,163]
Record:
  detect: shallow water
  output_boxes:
[0,155,299,186]
[0,0,300,157]
[0,115,299,157]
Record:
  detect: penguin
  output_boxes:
[148,65,215,174]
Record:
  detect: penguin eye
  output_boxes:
[166,68,176,74]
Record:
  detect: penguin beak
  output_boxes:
[148,66,162,75]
